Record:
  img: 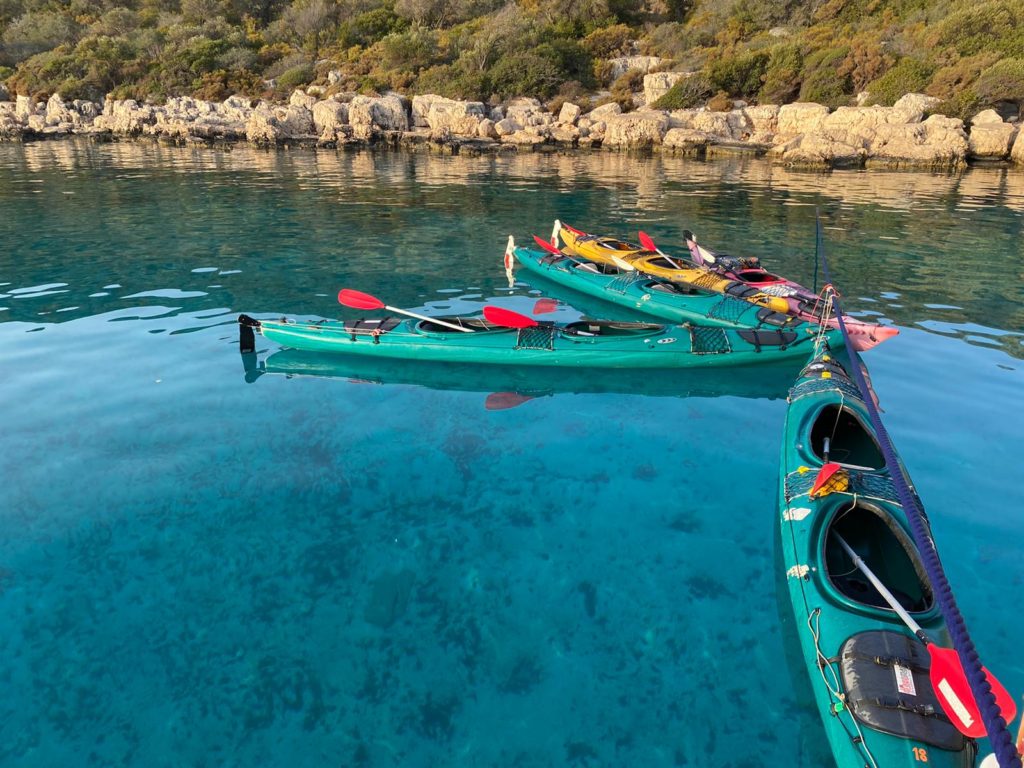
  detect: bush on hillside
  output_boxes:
[706,89,731,110]
[975,57,1024,106]
[926,52,1001,98]
[581,23,632,57]
[650,72,711,109]
[931,90,981,121]
[864,57,934,106]
[798,46,851,107]
[758,44,801,103]
[489,49,563,99]
[706,49,768,98]
[932,0,1024,58]
[608,66,643,109]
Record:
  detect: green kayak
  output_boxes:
[776,349,977,768]
[513,243,804,331]
[238,312,837,369]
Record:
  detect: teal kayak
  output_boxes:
[513,244,804,330]
[777,348,977,768]
[238,312,838,369]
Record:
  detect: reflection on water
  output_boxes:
[0,141,1022,768]
[2,140,1022,358]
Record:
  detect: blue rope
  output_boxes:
[816,218,1021,768]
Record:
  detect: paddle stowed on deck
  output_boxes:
[808,215,1021,768]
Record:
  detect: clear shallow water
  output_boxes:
[1,141,1022,767]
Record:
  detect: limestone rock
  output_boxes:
[411,94,443,127]
[506,98,550,127]
[769,132,865,168]
[348,94,408,139]
[662,128,710,152]
[245,105,285,144]
[489,105,505,122]
[0,83,9,101]
[550,124,580,143]
[558,102,581,125]
[425,97,486,136]
[968,121,1018,160]
[280,104,314,136]
[45,94,74,126]
[893,93,940,122]
[777,103,830,137]
[312,98,348,135]
[94,99,157,134]
[643,72,684,104]
[866,115,968,168]
[26,114,46,132]
[494,118,522,136]
[589,102,623,120]
[327,70,343,86]
[289,89,317,110]
[602,110,669,148]
[608,55,662,80]
[478,118,497,139]
[691,110,731,138]
[1010,129,1024,164]
[15,95,36,120]
[971,109,1005,126]
[742,105,779,135]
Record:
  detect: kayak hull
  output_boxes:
[777,350,976,768]
[241,313,835,369]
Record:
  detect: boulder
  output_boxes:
[0,83,8,101]
[348,94,408,139]
[478,118,497,139]
[26,114,46,133]
[893,93,940,123]
[1011,129,1024,164]
[550,124,580,143]
[690,110,732,138]
[280,104,314,136]
[742,105,779,135]
[589,102,623,119]
[494,118,522,136]
[866,115,968,168]
[769,132,865,168]
[777,103,830,137]
[662,128,710,153]
[643,72,684,105]
[411,94,444,127]
[558,102,581,125]
[506,98,550,127]
[93,99,157,134]
[425,97,486,136]
[312,98,348,135]
[45,94,75,126]
[602,110,669,148]
[327,70,343,86]
[245,105,285,144]
[608,55,662,80]
[289,89,317,110]
[15,95,36,120]
[968,118,1018,160]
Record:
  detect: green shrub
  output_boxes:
[707,89,731,110]
[651,73,711,109]
[414,63,489,100]
[926,52,1001,98]
[864,57,934,106]
[581,23,632,57]
[489,49,562,99]
[275,61,312,89]
[931,89,981,121]
[759,44,801,103]
[706,50,768,98]
[975,57,1024,105]
[338,6,409,48]
[798,46,852,107]
[932,0,1024,58]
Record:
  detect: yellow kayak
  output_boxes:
[555,221,791,314]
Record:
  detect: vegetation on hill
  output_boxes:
[1,0,1022,119]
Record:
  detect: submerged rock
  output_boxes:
[363,568,416,628]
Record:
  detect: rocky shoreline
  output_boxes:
[2,87,1023,169]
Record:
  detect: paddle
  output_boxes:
[683,229,719,267]
[482,305,538,329]
[833,532,1018,738]
[337,288,473,333]
[531,235,591,266]
[639,231,685,268]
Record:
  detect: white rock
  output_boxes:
[558,102,581,125]
[662,128,710,151]
[1010,129,1024,164]
[602,111,669,148]
[968,122,1018,159]
[607,56,662,80]
[494,117,522,136]
[643,72,684,105]
[425,97,486,136]
[777,103,830,136]
[478,118,497,139]
[893,93,940,122]
[589,102,623,119]
[971,109,1005,126]
[348,94,408,139]
[312,99,348,135]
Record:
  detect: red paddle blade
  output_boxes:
[484,391,536,411]
[532,298,558,315]
[928,645,1018,737]
[638,231,658,252]
[533,235,563,256]
[483,305,539,329]
[809,462,847,498]
[338,288,385,310]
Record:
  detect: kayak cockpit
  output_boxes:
[824,502,933,614]
[415,317,499,334]
[644,256,687,272]
[574,261,622,275]
[735,268,784,284]
[593,238,644,253]
[645,280,707,296]
[809,404,885,470]
[562,320,664,337]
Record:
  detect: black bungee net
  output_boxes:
[815,219,1021,768]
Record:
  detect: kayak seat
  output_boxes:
[416,318,496,333]
[839,630,968,752]
[564,321,663,337]
[646,281,701,296]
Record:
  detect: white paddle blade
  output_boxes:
[551,219,561,247]
[504,235,516,288]
[612,255,635,272]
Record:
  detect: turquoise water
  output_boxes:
[1,141,1022,767]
